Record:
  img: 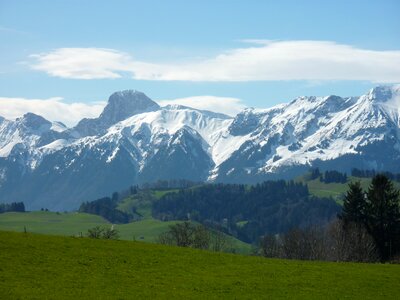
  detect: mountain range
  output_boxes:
[1,86,399,210]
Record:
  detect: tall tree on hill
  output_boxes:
[340,181,366,224]
[365,174,400,261]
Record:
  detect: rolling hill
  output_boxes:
[0,211,251,254]
[1,231,399,299]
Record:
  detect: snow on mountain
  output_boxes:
[105,104,233,164]
[211,85,400,182]
[1,86,399,210]
[0,113,68,161]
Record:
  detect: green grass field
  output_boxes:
[116,219,181,241]
[153,189,179,199]
[0,211,108,236]
[116,219,251,253]
[0,231,399,299]
[297,176,400,203]
[117,189,178,219]
[0,211,252,254]
[305,177,372,200]
[0,211,191,242]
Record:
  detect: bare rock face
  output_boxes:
[74,90,160,137]
[101,90,160,124]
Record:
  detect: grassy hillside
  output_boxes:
[0,211,251,254]
[117,189,178,219]
[298,176,400,203]
[0,211,108,236]
[117,219,180,241]
[304,177,372,200]
[115,190,252,253]
[1,231,399,299]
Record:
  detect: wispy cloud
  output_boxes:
[0,97,105,126]
[29,41,400,83]
[157,96,246,116]
[30,48,134,79]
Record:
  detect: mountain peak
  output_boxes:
[74,90,160,137]
[367,86,393,102]
[18,113,51,130]
[366,85,400,104]
[110,89,144,98]
[100,90,160,125]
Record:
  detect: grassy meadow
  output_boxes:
[0,231,399,299]
[0,211,252,254]
[297,175,400,203]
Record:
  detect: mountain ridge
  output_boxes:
[1,85,399,210]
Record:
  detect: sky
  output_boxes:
[0,0,400,125]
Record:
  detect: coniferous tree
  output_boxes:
[340,181,366,224]
[365,174,400,261]
[310,168,321,180]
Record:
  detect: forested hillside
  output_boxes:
[153,181,340,243]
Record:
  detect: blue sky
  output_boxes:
[0,0,399,124]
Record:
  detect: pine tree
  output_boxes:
[365,174,400,261]
[340,181,366,224]
[310,168,321,180]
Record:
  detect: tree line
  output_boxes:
[0,202,25,213]
[309,168,347,183]
[261,220,377,262]
[140,179,201,190]
[351,168,400,182]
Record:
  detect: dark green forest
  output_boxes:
[152,181,340,243]
[79,193,134,224]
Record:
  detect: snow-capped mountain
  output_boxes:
[73,90,160,137]
[1,86,399,210]
[215,86,400,182]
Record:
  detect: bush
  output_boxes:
[102,227,119,240]
[87,226,104,239]
[87,226,119,240]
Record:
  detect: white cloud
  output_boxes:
[0,97,105,127]
[157,96,246,116]
[29,41,400,82]
[30,48,134,79]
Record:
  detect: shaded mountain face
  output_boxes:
[0,86,399,210]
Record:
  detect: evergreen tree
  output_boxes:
[310,168,321,180]
[365,174,400,261]
[340,181,366,224]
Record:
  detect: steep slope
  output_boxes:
[213,85,400,182]
[0,113,72,202]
